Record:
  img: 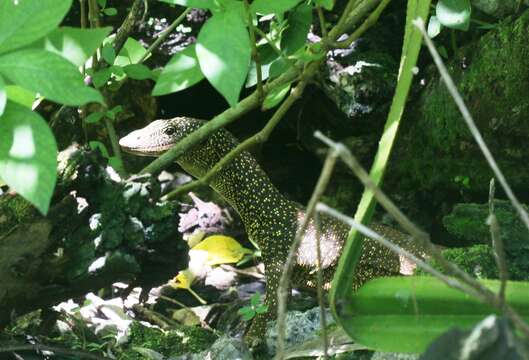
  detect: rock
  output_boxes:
[171,336,253,360]
[471,0,529,18]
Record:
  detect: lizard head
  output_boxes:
[119,117,204,156]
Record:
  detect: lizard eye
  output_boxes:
[164,126,176,136]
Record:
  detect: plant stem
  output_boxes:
[244,0,264,102]
[104,116,126,176]
[488,178,508,306]
[139,8,192,64]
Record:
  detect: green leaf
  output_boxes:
[92,68,113,88]
[123,64,152,80]
[0,75,5,116]
[97,0,107,8]
[152,45,205,96]
[196,8,251,107]
[250,293,261,307]
[114,38,148,66]
[89,141,110,158]
[102,43,117,65]
[251,0,303,14]
[0,49,103,106]
[237,307,256,321]
[103,7,118,16]
[246,45,278,88]
[344,276,529,353]
[0,102,58,214]
[0,0,73,54]
[281,4,312,55]
[436,0,471,31]
[159,0,216,9]
[5,85,35,108]
[255,304,268,314]
[35,27,113,67]
[263,82,291,110]
[314,0,334,10]
[85,111,105,124]
[427,15,442,38]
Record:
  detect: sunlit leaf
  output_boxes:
[0,49,103,105]
[263,82,291,110]
[196,7,251,107]
[0,75,5,116]
[102,43,116,65]
[35,27,112,67]
[114,38,148,66]
[123,64,152,80]
[250,0,303,14]
[152,45,205,96]
[0,0,72,54]
[5,85,35,108]
[427,15,442,38]
[0,102,57,214]
[191,235,253,265]
[436,0,471,31]
[169,269,207,304]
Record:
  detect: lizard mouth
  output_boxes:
[119,135,174,156]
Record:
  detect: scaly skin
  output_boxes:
[119,117,409,344]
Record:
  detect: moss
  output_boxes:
[392,10,529,195]
[119,321,217,359]
[0,196,39,234]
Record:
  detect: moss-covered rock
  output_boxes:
[119,321,217,359]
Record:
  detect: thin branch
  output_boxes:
[275,147,340,360]
[163,79,307,200]
[314,211,329,359]
[317,6,328,38]
[413,18,529,234]
[0,343,111,360]
[244,0,264,102]
[112,0,144,58]
[331,0,391,49]
[139,8,192,64]
[104,117,126,176]
[487,178,508,306]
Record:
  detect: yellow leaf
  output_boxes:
[191,235,252,266]
[170,269,195,289]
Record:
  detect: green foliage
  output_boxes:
[344,276,529,353]
[196,5,251,107]
[0,0,107,214]
[238,293,268,321]
[159,0,217,10]
[263,82,291,110]
[281,4,313,55]
[0,103,58,214]
[152,44,204,96]
[250,0,303,14]
[436,0,472,31]
[0,0,72,54]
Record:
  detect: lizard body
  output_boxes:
[119,117,409,340]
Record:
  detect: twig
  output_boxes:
[413,18,529,234]
[317,7,328,38]
[112,0,144,58]
[139,8,192,64]
[331,0,391,49]
[104,116,126,176]
[487,178,508,306]
[314,211,329,359]
[244,0,264,101]
[0,343,111,360]
[163,79,308,200]
[275,147,340,360]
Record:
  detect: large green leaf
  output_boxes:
[0,49,103,106]
[343,276,529,353]
[159,0,216,9]
[281,4,312,55]
[0,75,5,116]
[152,45,204,96]
[196,7,251,107]
[5,86,35,108]
[35,27,113,67]
[0,0,73,54]
[0,102,58,214]
[436,0,471,31]
[250,0,303,14]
